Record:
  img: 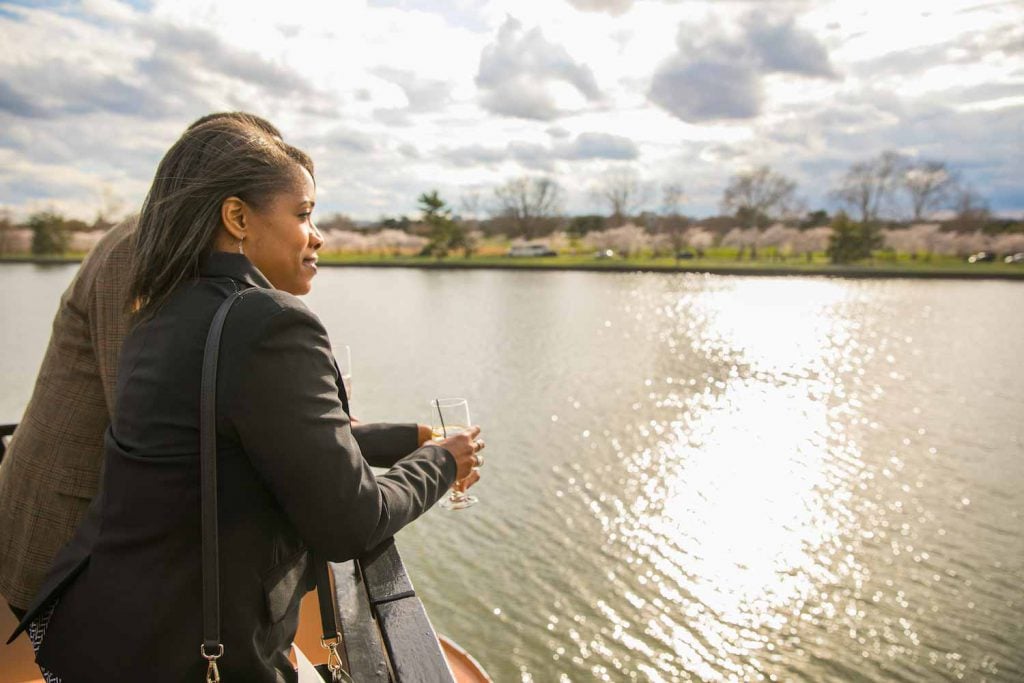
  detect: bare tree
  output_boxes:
[460,190,483,222]
[661,182,684,217]
[493,177,563,239]
[902,160,956,221]
[950,184,991,233]
[594,168,645,226]
[660,182,688,261]
[832,151,904,223]
[459,190,483,254]
[720,166,797,229]
[93,185,126,231]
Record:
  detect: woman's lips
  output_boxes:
[303,256,318,272]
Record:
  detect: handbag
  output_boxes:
[200,292,353,682]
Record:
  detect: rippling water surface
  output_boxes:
[2,265,1022,681]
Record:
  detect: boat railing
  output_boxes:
[0,423,458,682]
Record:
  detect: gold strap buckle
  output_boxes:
[320,635,345,681]
[201,643,224,683]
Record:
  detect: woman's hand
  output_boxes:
[433,425,485,486]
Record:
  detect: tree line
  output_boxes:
[401,149,1019,263]
[2,149,1019,264]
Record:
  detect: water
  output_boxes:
[2,264,1022,682]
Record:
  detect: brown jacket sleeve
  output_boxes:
[223,293,456,561]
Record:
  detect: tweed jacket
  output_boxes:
[11,253,457,681]
[0,218,135,610]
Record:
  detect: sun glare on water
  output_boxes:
[584,278,877,680]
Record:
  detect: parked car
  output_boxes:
[676,250,695,260]
[1004,252,1024,264]
[507,243,557,257]
[594,249,616,259]
[967,251,996,263]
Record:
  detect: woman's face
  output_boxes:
[244,167,322,295]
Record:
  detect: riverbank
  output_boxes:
[3,253,1023,280]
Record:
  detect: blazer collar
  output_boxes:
[199,251,274,290]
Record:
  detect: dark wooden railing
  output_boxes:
[0,423,457,682]
[333,541,455,681]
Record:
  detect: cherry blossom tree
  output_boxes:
[793,226,831,262]
[582,224,650,256]
[721,227,759,260]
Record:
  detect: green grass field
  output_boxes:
[309,251,1024,279]
[3,250,1023,279]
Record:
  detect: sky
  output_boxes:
[0,0,1021,223]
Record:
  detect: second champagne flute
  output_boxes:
[337,344,353,401]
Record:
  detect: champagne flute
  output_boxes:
[338,344,353,401]
[429,397,478,510]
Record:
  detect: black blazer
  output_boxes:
[11,252,456,681]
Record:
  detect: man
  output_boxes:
[0,217,135,617]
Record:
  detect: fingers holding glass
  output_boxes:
[429,398,482,511]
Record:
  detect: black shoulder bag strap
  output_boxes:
[200,292,350,683]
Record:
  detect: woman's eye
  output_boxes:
[298,212,312,220]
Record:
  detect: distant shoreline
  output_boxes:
[2,254,1023,281]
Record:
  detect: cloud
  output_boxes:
[563,132,639,160]
[0,81,45,118]
[444,144,509,167]
[743,12,836,77]
[566,0,635,16]
[476,17,603,120]
[443,132,638,169]
[649,58,761,122]
[852,22,1024,78]
[373,67,453,111]
[138,23,318,100]
[508,141,556,171]
[0,61,173,119]
[319,127,378,155]
[0,15,320,123]
[649,10,835,122]
[366,0,491,32]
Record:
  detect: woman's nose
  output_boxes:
[310,222,324,250]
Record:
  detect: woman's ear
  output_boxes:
[220,196,247,241]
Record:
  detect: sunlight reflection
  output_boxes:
[593,278,869,679]
[689,277,858,376]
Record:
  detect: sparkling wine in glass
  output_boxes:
[430,397,477,511]
[338,344,353,401]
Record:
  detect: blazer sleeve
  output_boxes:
[351,423,419,468]
[224,298,456,561]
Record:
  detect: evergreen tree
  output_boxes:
[827,212,882,264]
[418,191,465,258]
[29,211,70,255]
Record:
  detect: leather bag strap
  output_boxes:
[314,557,350,681]
[200,291,245,670]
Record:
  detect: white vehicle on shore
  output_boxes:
[507,243,557,257]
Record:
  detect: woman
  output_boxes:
[10,114,483,681]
